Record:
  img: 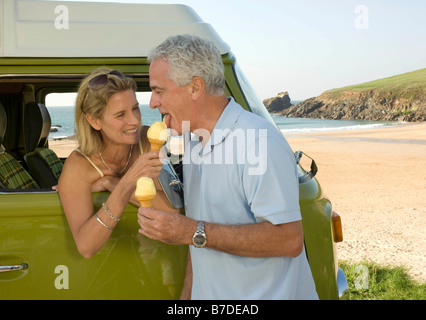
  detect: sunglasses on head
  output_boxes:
[81,70,125,114]
[88,70,125,88]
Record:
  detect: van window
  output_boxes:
[45,92,160,158]
[233,64,276,125]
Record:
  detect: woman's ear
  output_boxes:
[85,113,102,131]
[190,76,205,100]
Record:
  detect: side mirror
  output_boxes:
[294,150,318,184]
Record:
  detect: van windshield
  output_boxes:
[233,64,276,127]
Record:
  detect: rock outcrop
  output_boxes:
[279,89,426,122]
[271,68,426,122]
[263,91,293,113]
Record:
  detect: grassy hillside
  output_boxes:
[325,68,426,100]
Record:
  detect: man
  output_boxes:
[138,34,318,300]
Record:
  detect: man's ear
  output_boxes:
[190,76,205,100]
[85,113,102,131]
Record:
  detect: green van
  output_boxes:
[0,0,347,299]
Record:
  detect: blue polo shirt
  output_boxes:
[183,98,318,300]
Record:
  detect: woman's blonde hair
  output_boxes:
[75,67,137,155]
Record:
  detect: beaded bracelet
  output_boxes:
[96,214,113,230]
[102,202,120,222]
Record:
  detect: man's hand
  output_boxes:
[137,208,196,245]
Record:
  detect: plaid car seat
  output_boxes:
[23,102,64,188]
[0,102,40,189]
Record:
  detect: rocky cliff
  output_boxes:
[263,91,293,113]
[279,90,426,122]
[275,68,426,122]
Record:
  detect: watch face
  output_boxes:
[193,234,206,247]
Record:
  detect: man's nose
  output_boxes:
[150,92,159,109]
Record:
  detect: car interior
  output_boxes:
[0,73,162,192]
[0,100,40,189]
[23,101,64,188]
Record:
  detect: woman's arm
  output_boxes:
[59,150,163,258]
[90,175,120,193]
[58,152,118,258]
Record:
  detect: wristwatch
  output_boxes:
[192,221,207,248]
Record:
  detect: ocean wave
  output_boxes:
[280,122,403,135]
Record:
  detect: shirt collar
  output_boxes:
[200,97,244,156]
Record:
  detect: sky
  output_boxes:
[49,0,426,102]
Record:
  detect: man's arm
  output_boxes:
[137,209,304,258]
[204,220,303,258]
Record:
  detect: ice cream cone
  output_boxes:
[149,140,164,151]
[135,177,156,208]
[147,121,169,151]
[139,199,153,208]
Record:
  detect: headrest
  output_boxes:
[23,102,52,153]
[0,102,6,147]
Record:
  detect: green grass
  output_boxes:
[339,260,426,300]
[325,68,426,100]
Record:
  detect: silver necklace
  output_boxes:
[99,144,134,175]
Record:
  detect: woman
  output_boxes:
[58,67,177,258]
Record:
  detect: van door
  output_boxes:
[0,191,187,299]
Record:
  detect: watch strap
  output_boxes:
[196,221,205,234]
[192,221,206,248]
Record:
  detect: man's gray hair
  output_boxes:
[148,34,225,96]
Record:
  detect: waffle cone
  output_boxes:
[150,141,164,151]
[139,199,153,208]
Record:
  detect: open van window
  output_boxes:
[45,92,162,158]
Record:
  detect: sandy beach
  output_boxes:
[285,122,426,283]
[50,122,426,283]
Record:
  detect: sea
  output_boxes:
[46,103,402,140]
[47,104,163,140]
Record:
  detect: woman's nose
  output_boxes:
[128,107,141,124]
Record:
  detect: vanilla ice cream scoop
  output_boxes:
[147,120,169,151]
[135,177,156,208]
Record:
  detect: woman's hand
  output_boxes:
[122,151,163,185]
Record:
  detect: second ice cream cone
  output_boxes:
[139,199,153,208]
[135,177,156,208]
